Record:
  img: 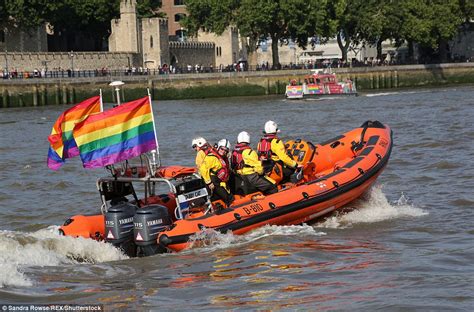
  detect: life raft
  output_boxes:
[59,121,392,256]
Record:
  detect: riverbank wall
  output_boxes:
[1,63,473,107]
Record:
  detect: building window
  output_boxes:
[174,13,186,22]
[174,0,185,6]
[0,30,5,43]
[176,29,186,41]
[150,36,153,48]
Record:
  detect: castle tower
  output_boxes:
[141,18,170,68]
[109,0,139,53]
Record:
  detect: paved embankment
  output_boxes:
[1,63,474,107]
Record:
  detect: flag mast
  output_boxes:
[147,88,160,171]
[99,89,104,112]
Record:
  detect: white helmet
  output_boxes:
[217,138,231,150]
[191,137,207,148]
[237,131,250,144]
[264,120,280,134]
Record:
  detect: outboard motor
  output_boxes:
[133,205,172,257]
[104,202,137,257]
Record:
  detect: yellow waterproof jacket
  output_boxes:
[195,149,206,168]
[271,139,297,168]
[237,149,264,175]
[199,154,229,189]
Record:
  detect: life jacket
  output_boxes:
[257,133,278,161]
[231,143,252,170]
[207,148,230,182]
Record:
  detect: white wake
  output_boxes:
[0,226,127,288]
[315,184,428,229]
[187,224,326,253]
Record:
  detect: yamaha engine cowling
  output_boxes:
[133,205,172,257]
[104,202,137,257]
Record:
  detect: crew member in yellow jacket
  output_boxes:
[257,120,301,183]
[231,131,278,195]
[199,139,233,207]
[191,137,211,169]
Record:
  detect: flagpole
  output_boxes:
[99,89,104,112]
[147,88,161,170]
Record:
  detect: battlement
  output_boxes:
[142,17,168,27]
[169,41,215,49]
[120,0,137,14]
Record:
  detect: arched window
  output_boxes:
[174,0,185,5]
[174,13,186,22]
[150,36,153,48]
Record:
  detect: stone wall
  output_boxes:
[169,41,215,69]
[141,18,170,68]
[198,27,240,67]
[0,52,140,72]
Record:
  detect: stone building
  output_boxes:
[159,0,247,68]
[160,0,187,40]
[109,0,171,68]
[109,0,223,70]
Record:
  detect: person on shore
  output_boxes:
[199,139,233,207]
[192,137,211,169]
[257,120,300,184]
[232,131,277,195]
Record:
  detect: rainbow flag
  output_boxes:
[308,85,322,94]
[47,96,102,170]
[72,96,157,169]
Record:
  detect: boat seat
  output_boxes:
[334,157,356,171]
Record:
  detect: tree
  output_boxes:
[397,0,464,63]
[2,0,53,29]
[136,0,165,18]
[184,0,327,68]
[459,0,474,22]
[322,0,363,63]
[354,0,403,62]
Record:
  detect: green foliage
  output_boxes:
[183,0,238,36]
[1,0,471,63]
[185,0,327,66]
[136,0,164,18]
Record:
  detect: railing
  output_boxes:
[1,59,473,80]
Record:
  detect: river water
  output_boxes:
[0,87,473,311]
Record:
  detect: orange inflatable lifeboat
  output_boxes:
[59,121,392,257]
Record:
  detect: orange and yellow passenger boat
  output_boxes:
[59,120,392,257]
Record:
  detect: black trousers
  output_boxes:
[281,163,296,183]
[241,173,278,195]
[209,175,234,207]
